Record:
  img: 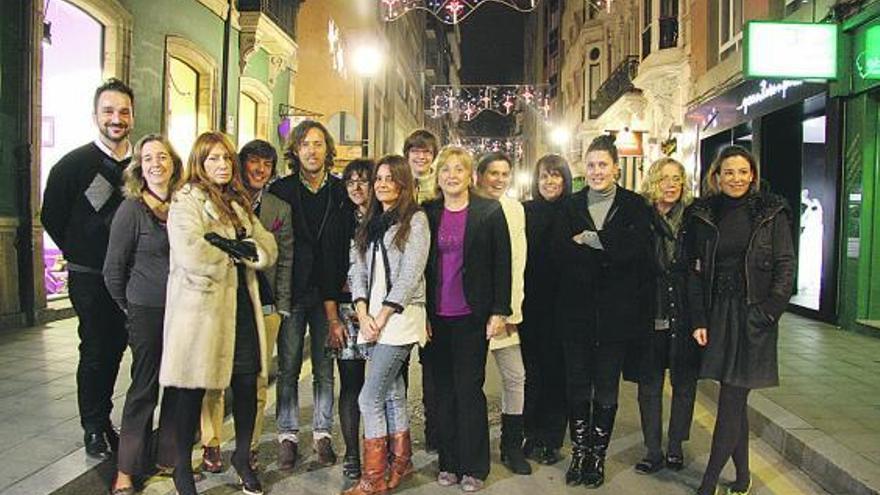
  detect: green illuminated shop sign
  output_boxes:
[858,25,880,79]
[744,22,839,80]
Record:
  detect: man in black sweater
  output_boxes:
[269,120,346,468]
[40,78,134,460]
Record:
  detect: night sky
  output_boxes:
[458,3,527,136]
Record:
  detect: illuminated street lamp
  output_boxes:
[353,44,383,157]
[550,126,570,153]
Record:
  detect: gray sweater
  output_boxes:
[588,184,617,228]
[103,198,170,308]
[348,210,430,311]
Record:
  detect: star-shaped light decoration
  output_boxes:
[382,0,537,24]
[427,84,551,122]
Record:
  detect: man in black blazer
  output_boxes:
[269,121,347,468]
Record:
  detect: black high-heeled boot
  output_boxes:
[583,403,617,489]
[342,453,361,479]
[565,407,590,486]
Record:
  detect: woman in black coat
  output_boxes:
[423,146,512,492]
[520,154,572,465]
[322,159,374,480]
[553,135,654,488]
[634,158,701,475]
[687,145,795,495]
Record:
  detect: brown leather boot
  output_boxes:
[342,437,388,495]
[386,430,414,489]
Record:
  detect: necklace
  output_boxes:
[142,187,170,222]
[144,186,169,204]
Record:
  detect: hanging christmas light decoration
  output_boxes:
[382,0,538,25]
[428,84,552,122]
[453,136,525,164]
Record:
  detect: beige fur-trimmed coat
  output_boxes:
[159,184,278,390]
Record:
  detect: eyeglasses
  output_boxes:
[660,176,683,185]
[345,179,369,187]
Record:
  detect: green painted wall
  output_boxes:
[0,0,26,217]
[118,0,291,154]
[120,0,228,142]
[837,13,880,334]
[240,48,293,151]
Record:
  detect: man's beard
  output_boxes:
[100,124,130,143]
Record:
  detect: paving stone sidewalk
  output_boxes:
[0,312,877,494]
[701,313,880,495]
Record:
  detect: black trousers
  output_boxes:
[563,335,627,410]
[117,304,176,475]
[520,321,567,448]
[68,271,127,433]
[418,343,439,446]
[637,354,697,458]
[432,315,490,480]
[337,359,366,457]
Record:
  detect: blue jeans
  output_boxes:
[359,343,412,439]
[275,291,335,438]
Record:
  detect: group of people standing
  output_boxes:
[41,78,794,495]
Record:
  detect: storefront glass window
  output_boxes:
[792,115,827,310]
[40,0,103,299]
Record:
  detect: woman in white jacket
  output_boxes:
[475,152,530,475]
[343,155,430,495]
[160,132,277,495]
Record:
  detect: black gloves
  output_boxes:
[204,232,258,262]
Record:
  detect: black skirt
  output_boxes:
[700,282,779,390]
[233,267,260,375]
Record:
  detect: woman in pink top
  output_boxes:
[423,147,512,492]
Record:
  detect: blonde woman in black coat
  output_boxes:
[687,145,795,495]
[634,158,700,475]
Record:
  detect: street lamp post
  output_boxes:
[361,80,371,157]
[353,45,383,157]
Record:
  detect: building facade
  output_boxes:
[684,0,841,321]
[294,0,457,167]
[524,0,691,192]
[1,0,301,328]
[833,1,880,335]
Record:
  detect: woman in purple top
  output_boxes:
[423,147,512,492]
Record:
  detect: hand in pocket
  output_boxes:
[747,304,775,329]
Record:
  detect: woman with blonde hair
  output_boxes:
[424,146,511,492]
[160,131,277,495]
[104,134,184,494]
[633,157,700,475]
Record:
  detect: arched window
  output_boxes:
[238,77,272,147]
[164,36,216,157]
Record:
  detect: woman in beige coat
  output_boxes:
[160,132,277,495]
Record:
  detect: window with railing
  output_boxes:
[237,0,299,40]
[588,56,639,119]
[659,0,679,49]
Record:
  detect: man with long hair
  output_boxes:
[269,121,347,468]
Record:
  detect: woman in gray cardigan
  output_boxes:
[103,134,184,495]
[343,155,430,495]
